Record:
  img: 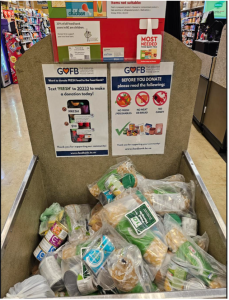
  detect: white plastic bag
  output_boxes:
[5,275,55,298]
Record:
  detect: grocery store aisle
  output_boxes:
[1,84,226,230]
[1,84,33,229]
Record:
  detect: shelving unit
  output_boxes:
[181,3,204,49]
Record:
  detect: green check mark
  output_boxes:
[116,121,130,136]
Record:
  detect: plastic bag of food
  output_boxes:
[5,275,55,298]
[39,252,65,292]
[193,232,209,252]
[154,251,174,290]
[107,245,154,293]
[88,157,144,201]
[164,214,226,289]
[39,203,64,236]
[101,193,168,279]
[61,255,98,296]
[161,174,185,182]
[88,203,103,232]
[64,204,94,243]
[82,223,129,278]
[139,179,196,217]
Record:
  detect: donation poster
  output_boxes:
[111,62,174,156]
[42,64,109,157]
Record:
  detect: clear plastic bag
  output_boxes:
[39,203,64,236]
[82,223,129,278]
[88,157,143,200]
[88,203,103,232]
[61,255,98,296]
[164,214,226,289]
[161,174,185,182]
[5,275,55,298]
[193,232,209,252]
[64,204,94,243]
[101,193,168,279]
[139,179,196,217]
[154,251,174,291]
[39,252,65,293]
[107,245,154,293]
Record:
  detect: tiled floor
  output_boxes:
[1,84,226,230]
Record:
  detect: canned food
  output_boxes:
[182,217,197,237]
[184,278,207,290]
[78,276,98,296]
[33,246,46,262]
[64,267,81,297]
[50,221,68,240]
[45,230,63,248]
[129,123,135,131]
[105,175,124,196]
[39,255,65,292]
[96,267,116,292]
[123,128,128,135]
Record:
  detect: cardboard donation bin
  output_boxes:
[1,34,226,299]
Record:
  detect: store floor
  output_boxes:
[1,84,227,230]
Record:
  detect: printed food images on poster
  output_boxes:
[67,100,90,114]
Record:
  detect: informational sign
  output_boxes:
[42,64,109,157]
[106,1,166,18]
[111,62,174,156]
[54,21,100,62]
[204,1,226,19]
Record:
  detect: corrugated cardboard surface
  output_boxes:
[1,162,47,297]
[193,50,214,79]
[15,34,201,206]
[179,156,226,265]
[212,25,226,88]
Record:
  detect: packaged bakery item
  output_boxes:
[64,204,94,243]
[193,232,209,252]
[101,193,168,279]
[88,203,103,232]
[82,223,128,277]
[107,245,153,293]
[139,179,196,217]
[88,157,144,200]
[164,214,226,289]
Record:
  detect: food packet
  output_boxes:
[39,252,65,292]
[139,179,196,217]
[107,244,154,293]
[5,275,55,298]
[61,255,98,296]
[64,204,94,243]
[88,203,103,232]
[39,203,64,236]
[82,223,129,278]
[193,232,209,252]
[164,214,226,289]
[101,193,168,279]
[88,157,144,201]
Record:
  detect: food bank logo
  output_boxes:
[124,66,145,74]
[57,68,79,75]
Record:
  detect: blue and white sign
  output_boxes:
[42,64,109,157]
[110,62,174,156]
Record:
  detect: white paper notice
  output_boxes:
[107,1,166,19]
[42,64,109,157]
[54,21,100,47]
[111,63,174,156]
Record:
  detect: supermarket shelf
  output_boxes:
[181,16,201,19]
[184,22,199,25]
[181,5,204,12]
[21,40,32,44]
[182,29,196,32]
